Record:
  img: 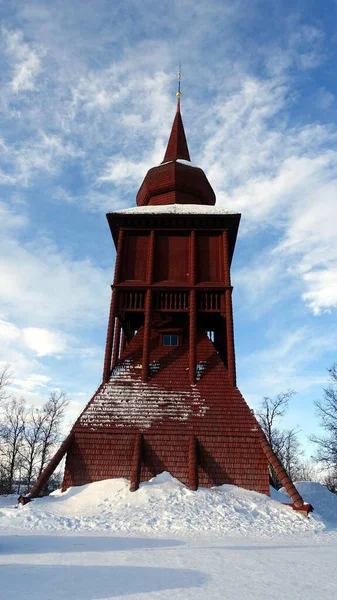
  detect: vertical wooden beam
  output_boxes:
[188,435,198,490]
[190,230,196,285]
[102,290,117,383]
[121,330,127,353]
[222,230,231,286]
[225,288,236,387]
[102,228,124,384]
[189,230,197,385]
[142,230,155,383]
[130,433,143,492]
[189,289,197,384]
[142,289,152,382]
[112,317,121,369]
[114,229,125,284]
[222,229,236,386]
[147,230,155,284]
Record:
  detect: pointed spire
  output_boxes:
[162,65,191,163]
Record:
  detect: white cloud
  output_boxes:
[0,235,110,328]
[302,269,337,315]
[240,325,337,401]
[193,73,337,316]
[3,28,43,92]
[0,318,68,357]
[22,327,68,357]
[0,132,83,186]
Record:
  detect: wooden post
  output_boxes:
[259,432,304,508]
[102,228,124,383]
[142,289,152,382]
[142,231,155,383]
[223,229,236,386]
[190,230,196,285]
[27,432,73,499]
[189,289,197,384]
[102,290,117,383]
[112,317,121,368]
[147,230,155,284]
[225,288,236,387]
[222,230,231,286]
[130,433,143,492]
[121,330,127,353]
[188,436,198,490]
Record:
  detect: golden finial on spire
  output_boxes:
[176,63,182,99]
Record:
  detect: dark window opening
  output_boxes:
[163,334,179,346]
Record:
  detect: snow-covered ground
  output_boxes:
[1,474,337,599]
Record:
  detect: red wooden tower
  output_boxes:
[28,94,308,511]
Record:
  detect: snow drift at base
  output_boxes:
[2,472,337,536]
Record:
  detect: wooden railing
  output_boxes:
[153,291,189,311]
[120,291,145,311]
[197,291,221,312]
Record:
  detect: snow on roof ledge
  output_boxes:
[114,204,238,216]
[160,159,200,168]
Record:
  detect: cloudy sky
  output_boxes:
[1,0,337,451]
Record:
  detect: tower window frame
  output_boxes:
[162,333,179,347]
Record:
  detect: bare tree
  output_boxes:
[294,459,320,483]
[38,390,69,477]
[256,391,303,487]
[1,398,26,493]
[311,363,337,469]
[0,370,70,494]
[0,365,12,405]
[323,469,337,494]
[20,407,46,490]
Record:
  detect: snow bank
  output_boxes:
[279,481,337,527]
[0,473,330,537]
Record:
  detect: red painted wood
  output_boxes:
[188,436,198,490]
[259,433,304,507]
[190,230,196,285]
[130,433,143,492]
[29,100,305,509]
[102,228,125,383]
[137,161,216,207]
[29,432,73,498]
[121,234,148,281]
[189,289,196,384]
[162,103,191,163]
[121,331,127,352]
[142,289,152,382]
[112,317,121,369]
[147,230,155,284]
[154,234,189,282]
[102,290,117,384]
[225,288,236,387]
[196,233,220,282]
[222,230,231,286]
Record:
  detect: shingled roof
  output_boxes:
[162,100,191,163]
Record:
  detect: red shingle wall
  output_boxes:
[196,233,221,282]
[62,328,270,495]
[154,234,189,281]
[62,432,134,489]
[62,432,269,494]
[121,234,149,281]
[136,161,216,207]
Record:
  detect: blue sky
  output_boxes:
[1,0,337,452]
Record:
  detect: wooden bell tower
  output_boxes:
[27,91,308,513]
[102,95,238,391]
